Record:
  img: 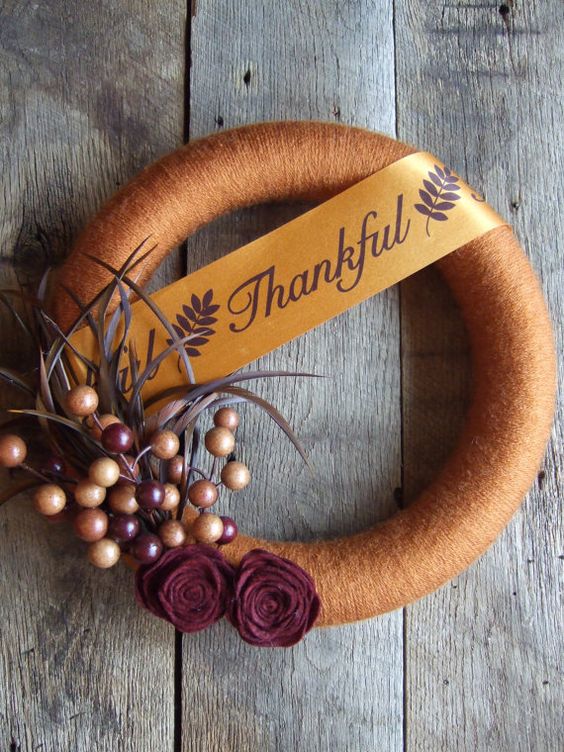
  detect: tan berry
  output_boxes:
[0,434,27,468]
[204,427,235,457]
[221,461,251,491]
[108,485,139,514]
[213,407,240,431]
[87,538,121,568]
[65,385,99,417]
[159,520,187,548]
[161,483,181,512]
[34,484,66,516]
[150,430,180,460]
[88,457,120,488]
[74,479,106,508]
[192,513,224,544]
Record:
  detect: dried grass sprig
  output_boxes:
[0,244,314,508]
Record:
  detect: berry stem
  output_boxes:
[20,462,52,483]
[118,453,137,480]
[134,445,152,464]
[209,457,219,482]
[178,426,201,519]
[90,413,103,430]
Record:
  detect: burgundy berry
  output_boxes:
[101,423,134,453]
[108,513,140,542]
[135,480,166,510]
[132,533,163,564]
[218,516,238,545]
[41,455,66,476]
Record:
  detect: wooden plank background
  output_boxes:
[0,1,562,750]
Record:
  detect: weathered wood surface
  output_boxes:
[1,1,562,751]
[183,2,403,751]
[397,1,564,750]
[0,3,186,750]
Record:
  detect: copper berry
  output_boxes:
[187,479,218,508]
[204,427,235,457]
[167,455,184,484]
[0,434,27,468]
[192,513,224,544]
[74,508,109,542]
[213,407,240,431]
[34,484,66,516]
[221,461,250,491]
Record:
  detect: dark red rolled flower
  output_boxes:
[228,549,320,647]
[135,545,235,633]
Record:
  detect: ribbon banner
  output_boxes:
[71,152,504,398]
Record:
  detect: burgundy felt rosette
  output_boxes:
[135,545,235,632]
[135,544,320,646]
[228,549,320,647]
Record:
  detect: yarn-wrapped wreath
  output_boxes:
[53,121,556,627]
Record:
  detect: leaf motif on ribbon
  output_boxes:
[414,164,462,237]
[166,289,220,362]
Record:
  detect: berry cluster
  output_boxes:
[0,385,249,570]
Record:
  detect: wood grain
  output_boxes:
[0,2,185,749]
[1,1,562,750]
[396,1,564,750]
[182,2,404,750]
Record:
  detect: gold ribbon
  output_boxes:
[71,152,504,396]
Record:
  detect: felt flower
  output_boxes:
[135,545,235,632]
[228,549,320,647]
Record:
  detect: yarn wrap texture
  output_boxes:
[54,122,556,627]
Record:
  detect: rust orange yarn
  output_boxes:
[54,122,556,627]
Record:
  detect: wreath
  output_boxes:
[0,122,555,647]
